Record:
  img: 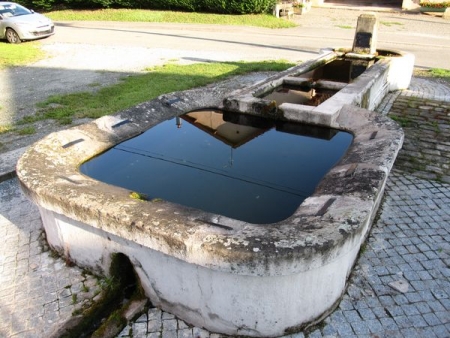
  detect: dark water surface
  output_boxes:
[80,110,353,224]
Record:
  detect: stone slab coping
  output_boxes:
[16,76,404,277]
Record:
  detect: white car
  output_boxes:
[0,1,54,43]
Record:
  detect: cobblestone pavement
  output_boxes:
[389,96,450,183]
[0,179,103,338]
[1,76,450,338]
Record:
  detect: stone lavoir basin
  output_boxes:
[17,49,407,336]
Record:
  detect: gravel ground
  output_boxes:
[0,6,448,154]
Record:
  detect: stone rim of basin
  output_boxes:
[16,76,404,277]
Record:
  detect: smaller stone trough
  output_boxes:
[16,15,412,337]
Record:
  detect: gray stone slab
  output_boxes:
[0,146,27,182]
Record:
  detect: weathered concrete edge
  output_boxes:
[16,79,404,278]
[15,76,404,337]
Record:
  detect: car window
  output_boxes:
[0,3,32,17]
[0,10,13,18]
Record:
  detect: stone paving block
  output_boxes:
[357,307,376,321]
[334,321,354,336]
[339,297,354,311]
[394,315,413,329]
[321,323,337,336]
[161,330,178,338]
[147,333,161,338]
[148,319,162,333]
[350,321,370,335]
[117,324,132,337]
[440,298,450,311]
[132,321,147,337]
[410,314,430,328]
[379,317,399,331]
[162,312,176,320]
[400,327,423,338]
[435,311,450,325]
[305,329,322,338]
[418,326,439,338]
[162,318,177,331]
[343,310,361,323]
[209,333,222,338]
[386,305,404,317]
[428,300,445,312]
[423,313,443,326]
[432,324,450,337]
[178,320,190,330]
[192,327,211,338]
[178,328,194,338]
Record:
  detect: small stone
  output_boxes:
[388,279,409,293]
[124,299,147,321]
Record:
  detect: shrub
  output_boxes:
[17,0,55,11]
[19,0,278,13]
[419,1,450,7]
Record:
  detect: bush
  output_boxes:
[18,0,278,13]
[419,1,450,7]
[196,0,277,14]
[17,0,55,11]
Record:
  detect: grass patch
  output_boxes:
[336,25,353,29]
[47,9,296,29]
[390,115,414,128]
[30,60,294,125]
[0,125,14,134]
[428,120,440,134]
[429,68,450,79]
[0,42,46,68]
[129,191,148,201]
[380,21,403,27]
[414,67,450,85]
[82,284,90,292]
[17,126,36,135]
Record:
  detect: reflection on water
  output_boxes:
[80,110,353,224]
[263,86,337,107]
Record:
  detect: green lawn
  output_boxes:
[414,68,450,84]
[0,42,45,69]
[47,9,296,29]
[16,61,295,126]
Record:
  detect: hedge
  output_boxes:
[18,0,278,14]
[419,1,450,7]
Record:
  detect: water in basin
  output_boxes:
[263,85,337,106]
[312,58,374,83]
[80,110,353,224]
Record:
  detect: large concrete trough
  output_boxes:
[17,47,410,336]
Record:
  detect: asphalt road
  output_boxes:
[43,8,450,70]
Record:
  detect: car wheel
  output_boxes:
[6,28,21,44]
